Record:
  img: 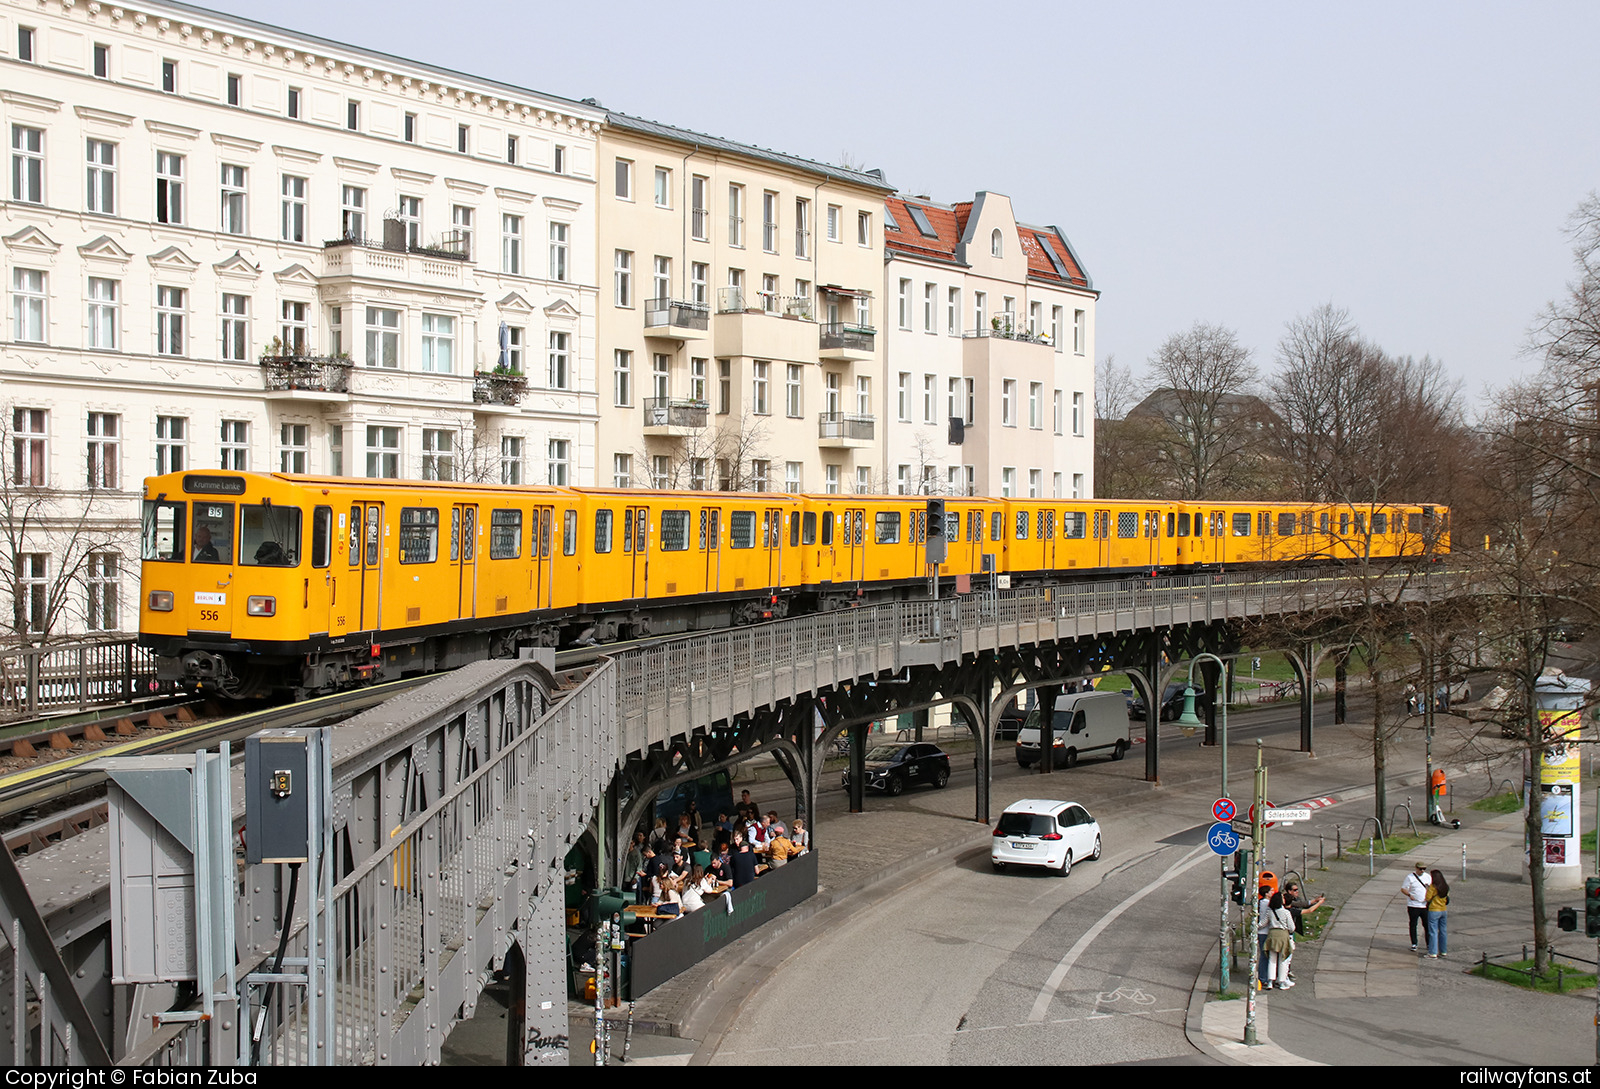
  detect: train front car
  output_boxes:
[140,470,326,697]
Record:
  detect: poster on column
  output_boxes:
[1537,707,1581,786]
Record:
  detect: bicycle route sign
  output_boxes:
[1206,822,1241,856]
[1212,798,1236,823]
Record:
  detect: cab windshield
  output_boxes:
[141,500,186,562]
[190,502,234,564]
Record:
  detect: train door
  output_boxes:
[844,507,866,581]
[1094,509,1111,568]
[451,503,478,620]
[1145,508,1162,570]
[352,502,383,632]
[1041,509,1057,572]
[702,507,721,593]
[1211,509,1227,566]
[624,504,650,598]
[529,505,554,608]
[764,506,784,587]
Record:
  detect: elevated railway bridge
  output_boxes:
[0,566,1456,1066]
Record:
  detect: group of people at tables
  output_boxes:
[623,792,811,921]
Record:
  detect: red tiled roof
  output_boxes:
[952,202,974,237]
[1019,227,1089,288]
[883,196,961,262]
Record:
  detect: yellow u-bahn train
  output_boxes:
[138,471,1448,697]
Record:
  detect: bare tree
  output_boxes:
[632,413,773,493]
[1094,353,1139,422]
[1139,322,1265,499]
[0,407,129,644]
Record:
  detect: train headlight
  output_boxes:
[148,591,174,611]
[246,595,277,617]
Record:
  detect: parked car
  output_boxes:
[841,743,951,795]
[1127,682,1213,722]
[1016,692,1130,767]
[991,799,1102,876]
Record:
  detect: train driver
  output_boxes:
[192,524,221,563]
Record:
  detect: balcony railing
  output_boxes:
[644,398,710,429]
[474,370,528,406]
[718,286,748,313]
[691,208,708,240]
[717,287,814,318]
[260,354,353,393]
[325,224,470,262]
[818,412,875,441]
[963,315,1051,345]
[819,322,876,353]
[645,297,711,331]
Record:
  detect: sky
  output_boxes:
[205,0,1600,414]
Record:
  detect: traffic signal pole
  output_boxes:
[1244,740,1265,1046]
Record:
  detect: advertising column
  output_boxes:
[1535,675,1592,890]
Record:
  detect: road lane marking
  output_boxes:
[1027,843,1211,1022]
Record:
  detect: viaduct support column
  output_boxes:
[1144,636,1162,784]
[847,719,867,814]
[1037,683,1061,774]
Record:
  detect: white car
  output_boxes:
[991,799,1102,876]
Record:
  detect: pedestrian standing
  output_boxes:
[1401,861,1432,952]
[1425,870,1450,957]
[1265,893,1297,989]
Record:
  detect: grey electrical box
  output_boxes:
[245,730,315,864]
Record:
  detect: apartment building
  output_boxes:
[595,112,894,496]
[882,192,1097,499]
[0,0,601,638]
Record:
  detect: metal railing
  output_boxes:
[964,317,1051,345]
[261,355,354,394]
[819,322,876,352]
[472,370,527,406]
[0,637,174,716]
[818,412,876,441]
[643,398,710,429]
[717,286,747,313]
[644,297,710,331]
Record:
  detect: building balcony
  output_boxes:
[644,297,710,340]
[643,397,710,437]
[818,412,875,447]
[322,231,471,290]
[473,370,528,407]
[713,289,819,360]
[260,354,352,401]
[819,321,876,361]
[963,315,1052,347]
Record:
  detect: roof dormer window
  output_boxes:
[991,228,1003,258]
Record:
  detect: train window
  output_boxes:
[1354,512,1366,535]
[1043,510,1055,539]
[622,510,633,553]
[820,511,833,546]
[1408,512,1423,534]
[802,512,816,546]
[564,509,578,555]
[988,512,1000,541]
[490,510,522,559]
[241,504,300,566]
[312,506,332,567]
[1116,512,1138,539]
[594,509,613,553]
[854,510,864,545]
[1176,512,1190,537]
[966,511,979,542]
[661,510,691,551]
[348,505,361,566]
[189,503,234,563]
[1372,512,1388,535]
[730,510,756,548]
[876,511,901,544]
[946,513,960,542]
[706,509,719,550]
[1232,513,1252,537]
[1278,512,1297,537]
[1166,512,1175,537]
[398,508,439,564]
[141,500,186,562]
[366,507,381,565]
[1339,512,1350,535]
[1320,512,1329,534]
[450,508,461,562]
[1212,511,1224,538]
[1063,512,1086,539]
[790,512,801,548]
[540,509,552,558]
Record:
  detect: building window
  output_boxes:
[760,190,779,252]
[549,222,569,281]
[548,331,570,389]
[827,205,841,242]
[924,375,937,424]
[612,453,631,489]
[691,262,708,306]
[897,373,910,422]
[420,313,455,373]
[690,357,707,403]
[785,461,801,493]
[898,279,912,329]
[1001,379,1016,427]
[161,59,177,93]
[279,423,308,473]
[924,283,936,332]
[1053,390,1063,435]
[652,353,669,400]
[501,436,523,484]
[502,214,522,274]
[450,204,473,260]
[421,429,454,481]
[615,158,632,199]
[1053,472,1063,499]
[11,126,43,204]
[786,364,803,418]
[220,294,249,361]
[11,408,46,486]
[16,554,47,636]
[856,466,871,494]
[155,286,185,356]
[1074,310,1086,354]
[85,139,116,215]
[328,306,344,357]
[614,249,632,307]
[691,175,708,240]
[795,197,810,258]
[1073,473,1084,499]
[1029,469,1041,498]
[990,228,1003,257]
[16,26,35,61]
[654,167,671,207]
[279,300,308,355]
[552,144,566,173]
[1072,392,1085,436]
[341,185,367,241]
[346,100,360,131]
[690,458,708,491]
[1052,306,1064,353]
[11,269,45,343]
[504,325,524,372]
[365,307,399,368]
[547,439,570,486]
[896,464,910,495]
[751,459,770,493]
[762,274,779,314]
[328,425,343,476]
[226,74,242,107]
[366,425,399,478]
[85,277,118,350]
[728,184,744,247]
[220,164,246,234]
[289,87,303,119]
[973,291,986,330]
[857,376,871,416]
[85,553,119,631]
[1029,382,1043,429]
[507,135,518,164]
[93,43,110,78]
[155,416,186,474]
[1001,468,1015,498]
[947,288,960,336]
[614,350,633,406]
[654,256,671,305]
[1029,301,1043,337]
[858,211,872,246]
[824,464,839,494]
[455,124,469,154]
[219,420,249,470]
[155,151,184,224]
[398,196,422,248]
[752,361,770,415]
[718,359,731,415]
[651,455,669,490]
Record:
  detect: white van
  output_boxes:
[1015,691,1131,768]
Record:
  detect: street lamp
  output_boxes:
[1176,654,1235,998]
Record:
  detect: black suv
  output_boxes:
[1126,683,1213,722]
[841,743,952,795]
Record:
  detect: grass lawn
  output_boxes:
[1470,791,1522,814]
[1470,957,1597,994]
[1353,832,1435,855]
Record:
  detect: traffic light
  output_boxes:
[1558,907,1577,932]
[1586,878,1600,938]
[1225,852,1245,904]
[925,498,947,564]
